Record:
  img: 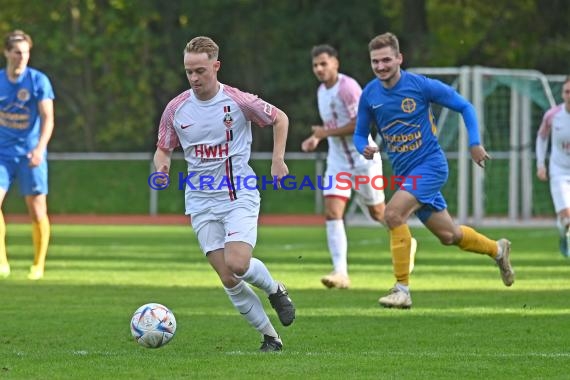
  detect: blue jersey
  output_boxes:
[354,70,479,176]
[0,67,54,157]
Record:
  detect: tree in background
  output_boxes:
[1,0,568,152]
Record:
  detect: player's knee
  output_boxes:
[324,203,344,219]
[438,232,456,246]
[220,274,240,288]
[370,212,384,224]
[384,207,405,229]
[226,260,249,277]
[324,209,343,220]
[25,196,47,221]
[368,206,385,223]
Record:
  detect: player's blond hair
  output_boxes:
[184,36,219,60]
[368,32,399,54]
[4,30,33,51]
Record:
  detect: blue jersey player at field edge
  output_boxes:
[353,32,515,309]
[0,30,55,280]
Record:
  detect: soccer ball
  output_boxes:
[130,303,177,348]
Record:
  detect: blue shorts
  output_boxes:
[399,159,448,224]
[0,154,48,196]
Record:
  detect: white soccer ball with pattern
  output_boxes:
[130,303,177,348]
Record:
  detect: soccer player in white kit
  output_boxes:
[301,45,416,289]
[153,36,295,351]
[536,76,570,257]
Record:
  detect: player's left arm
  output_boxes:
[536,108,554,181]
[270,109,290,185]
[29,98,55,167]
[231,88,290,185]
[426,78,490,167]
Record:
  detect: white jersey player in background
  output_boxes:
[301,45,416,289]
[153,36,295,352]
[536,76,570,258]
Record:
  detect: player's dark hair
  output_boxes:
[311,44,338,59]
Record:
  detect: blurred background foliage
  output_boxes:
[1,0,569,153]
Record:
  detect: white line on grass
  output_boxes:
[223,351,570,358]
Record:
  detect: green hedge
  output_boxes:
[2,158,554,216]
[2,159,317,215]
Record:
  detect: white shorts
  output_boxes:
[322,161,385,206]
[550,175,570,213]
[191,197,259,255]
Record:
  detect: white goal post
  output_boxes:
[348,66,566,227]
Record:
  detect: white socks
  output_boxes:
[396,282,409,294]
[260,322,279,339]
[238,258,278,295]
[556,216,570,237]
[326,219,348,276]
[224,281,273,333]
[495,242,504,260]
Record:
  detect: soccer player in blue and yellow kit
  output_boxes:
[354,32,514,308]
[0,30,55,280]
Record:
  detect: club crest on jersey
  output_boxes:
[401,98,416,114]
[17,89,30,102]
[223,105,233,128]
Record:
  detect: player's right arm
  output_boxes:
[303,76,361,151]
[320,76,361,138]
[310,119,356,139]
[154,97,182,177]
[353,89,377,159]
[301,134,320,152]
[302,119,357,152]
[153,147,173,176]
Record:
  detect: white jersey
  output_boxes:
[536,104,570,177]
[317,73,379,170]
[157,83,278,214]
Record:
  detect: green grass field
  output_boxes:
[1,224,569,379]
